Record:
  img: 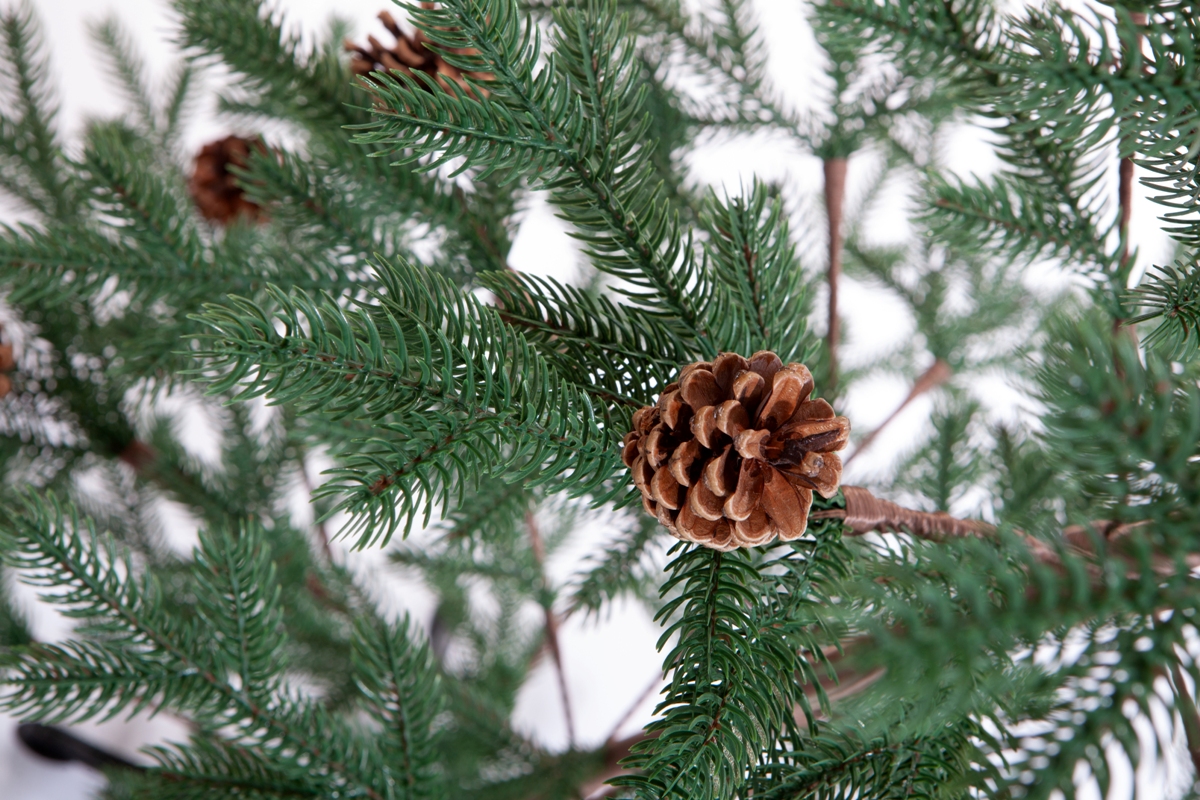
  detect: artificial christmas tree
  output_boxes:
[2,0,1200,798]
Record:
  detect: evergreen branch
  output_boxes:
[236,149,414,265]
[90,16,157,134]
[620,0,806,139]
[617,524,845,800]
[351,617,444,798]
[747,724,980,800]
[569,512,659,615]
[140,738,325,798]
[173,0,313,110]
[480,269,694,406]
[194,258,625,544]
[0,495,402,800]
[191,527,287,696]
[176,0,515,276]
[358,1,713,346]
[814,0,1117,275]
[698,183,810,364]
[925,173,1112,270]
[161,62,196,148]
[79,122,203,275]
[0,2,71,220]
[1127,261,1200,359]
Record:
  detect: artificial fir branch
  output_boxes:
[5,1,1200,798]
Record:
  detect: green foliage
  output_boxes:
[194,257,625,545]
[355,1,713,346]
[1,493,444,800]
[616,503,848,800]
[3,0,1200,798]
[699,183,811,362]
[0,2,71,219]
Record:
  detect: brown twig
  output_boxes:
[797,486,1200,724]
[828,485,994,540]
[824,158,848,395]
[298,450,333,562]
[604,674,663,747]
[1118,12,1147,276]
[526,510,577,747]
[814,486,1200,580]
[844,359,953,467]
[582,732,651,799]
[1168,663,1200,775]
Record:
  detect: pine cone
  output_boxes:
[345,8,491,97]
[189,135,266,225]
[0,329,16,399]
[622,352,850,551]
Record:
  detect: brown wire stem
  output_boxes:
[526,511,577,747]
[824,158,848,395]
[843,359,953,467]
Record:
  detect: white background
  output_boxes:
[0,0,1183,798]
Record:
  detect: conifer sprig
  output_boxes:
[617,505,847,800]
[193,257,625,544]
[356,1,714,349]
[0,2,71,219]
[0,494,444,800]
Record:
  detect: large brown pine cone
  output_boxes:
[189,135,266,225]
[346,9,491,96]
[622,351,850,551]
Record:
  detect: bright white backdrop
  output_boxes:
[0,0,1181,798]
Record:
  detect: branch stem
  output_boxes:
[824,158,848,394]
[1169,663,1200,775]
[298,450,333,561]
[1117,12,1147,280]
[844,359,953,467]
[526,510,577,747]
[604,674,662,747]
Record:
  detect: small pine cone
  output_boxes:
[345,8,491,97]
[189,135,266,225]
[623,351,850,551]
[0,336,15,399]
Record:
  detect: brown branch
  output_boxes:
[604,674,662,747]
[824,158,848,395]
[526,510,577,747]
[582,732,651,799]
[1118,155,1134,269]
[815,486,1200,580]
[1118,12,1147,275]
[843,359,953,467]
[1169,662,1200,776]
[298,449,333,562]
[833,485,994,540]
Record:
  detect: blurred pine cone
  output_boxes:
[189,135,266,225]
[0,335,16,399]
[345,9,491,96]
[623,352,850,551]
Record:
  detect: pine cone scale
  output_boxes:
[348,8,489,97]
[625,350,849,550]
[762,469,812,541]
